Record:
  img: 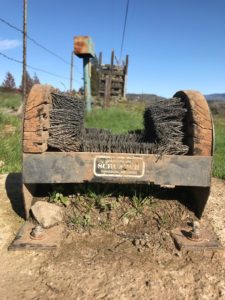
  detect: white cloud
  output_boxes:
[0,39,22,51]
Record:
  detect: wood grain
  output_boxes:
[174,90,213,156]
[23,84,53,153]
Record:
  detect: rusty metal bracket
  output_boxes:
[171,222,223,251]
[8,222,65,251]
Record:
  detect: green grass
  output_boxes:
[0,113,22,173]
[85,103,145,133]
[213,116,225,179]
[0,90,22,109]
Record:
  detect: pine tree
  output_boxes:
[33,73,40,84]
[1,72,16,90]
[20,71,34,94]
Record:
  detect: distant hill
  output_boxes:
[127,93,166,103]
[205,93,225,101]
[127,92,225,102]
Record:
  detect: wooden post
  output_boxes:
[111,49,114,68]
[125,54,129,75]
[22,0,27,103]
[104,75,111,108]
[70,51,74,93]
[108,49,114,101]
[98,52,102,102]
[99,52,102,66]
[123,54,129,98]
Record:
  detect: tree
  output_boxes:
[33,73,40,84]
[20,71,35,94]
[1,72,16,90]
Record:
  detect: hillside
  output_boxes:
[126,93,165,102]
[127,92,225,102]
[205,93,225,101]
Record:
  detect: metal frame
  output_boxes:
[22,152,212,219]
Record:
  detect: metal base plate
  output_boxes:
[171,226,223,251]
[8,221,65,251]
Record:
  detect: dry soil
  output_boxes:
[0,174,225,300]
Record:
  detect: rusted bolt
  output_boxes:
[30,225,46,240]
[189,221,202,241]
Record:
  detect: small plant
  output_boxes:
[131,193,149,214]
[49,191,69,207]
[87,189,113,212]
[70,214,91,228]
[120,193,153,221]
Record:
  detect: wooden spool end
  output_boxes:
[23,84,53,153]
[174,90,214,156]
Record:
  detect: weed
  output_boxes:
[87,189,113,212]
[70,213,91,228]
[49,191,69,207]
[131,193,152,214]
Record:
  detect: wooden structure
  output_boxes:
[98,50,129,101]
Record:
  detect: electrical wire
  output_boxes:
[119,0,130,63]
[0,17,70,65]
[0,16,83,75]
[0,51,82,84]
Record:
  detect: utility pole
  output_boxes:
[70,51,74,93]
[22,0,27,103]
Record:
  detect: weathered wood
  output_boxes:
[174,90,213,156]
[104,75,111,108]
[99,54,127,99]
[23,140,48,153]
[25,84,52,111]
[125,55,129,75]
[101,70,124,76]
[23,117,50,132]
[111,49,114,69]
[23,84,53,153]
[24,103,51,120]
[23,131,49,141]
[98,52,102,65]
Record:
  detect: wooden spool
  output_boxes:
[23,84,53,153]
[173,90,214,218]
[174,90,214,156]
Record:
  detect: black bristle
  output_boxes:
[48,94,189,155]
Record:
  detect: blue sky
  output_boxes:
[0,0,225,97]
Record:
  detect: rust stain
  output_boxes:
[74,36,94,57]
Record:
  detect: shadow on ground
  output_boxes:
[5,173,25,219]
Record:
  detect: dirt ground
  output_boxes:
[0,174,225,300]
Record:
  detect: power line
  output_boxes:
[0,51,82,84]
[0,16,83,75]
[119,0,130,63]
[0,17,83,77]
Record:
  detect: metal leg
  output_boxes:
[189,186,211,218]
[22,183,36,219]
